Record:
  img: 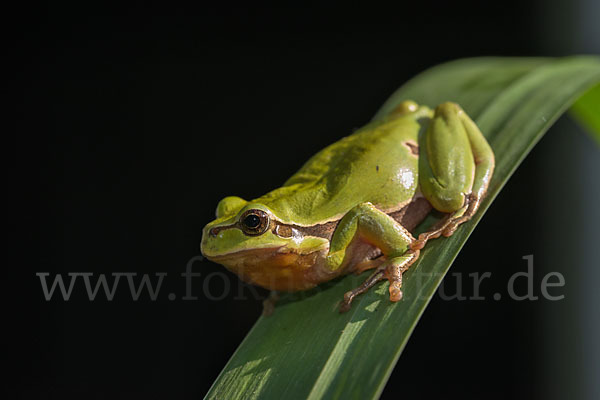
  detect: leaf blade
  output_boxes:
[205,56,600,400]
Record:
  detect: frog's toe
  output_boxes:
[389,282,403,302]
[384,249,420,301]
[339,292,354,313]
[442,224,458,237]
[410,237,427,251]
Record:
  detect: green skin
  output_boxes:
[201,101,494,312]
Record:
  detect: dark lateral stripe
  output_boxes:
[214,197,432,240]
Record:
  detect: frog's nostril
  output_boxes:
[209,228,219,237]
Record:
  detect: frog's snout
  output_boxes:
[205,223,228,238]
[200,225,214,257]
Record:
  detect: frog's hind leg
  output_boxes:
[412,102,494,251]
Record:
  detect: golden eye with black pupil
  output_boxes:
[239,209,270,236]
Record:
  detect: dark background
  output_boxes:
[13,2,599,399]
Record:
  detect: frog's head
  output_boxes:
[200,196,329,291]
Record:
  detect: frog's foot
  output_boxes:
[410,193,479,251]
[262,291,280,316]
[339,268,385,313]
[339,250,420,313]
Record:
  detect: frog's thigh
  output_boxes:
[419,102,476,213]
[327,203,414,272]
[420,102,494,211]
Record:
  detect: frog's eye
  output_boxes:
[239,209,270,236]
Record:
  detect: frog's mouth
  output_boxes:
[204,245,286,263]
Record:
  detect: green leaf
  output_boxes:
[569,83,600,144]
[205,56,600,400]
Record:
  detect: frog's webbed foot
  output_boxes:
[339,250,420,313]
[410,193,479,251]
[262,291,280,316]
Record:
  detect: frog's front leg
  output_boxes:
[412,102,494,250]
[325,203,420,312]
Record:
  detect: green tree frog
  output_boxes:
[201,101,494,313]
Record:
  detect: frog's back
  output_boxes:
[255,112,430,225]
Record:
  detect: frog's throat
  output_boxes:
[206,246,330,291]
